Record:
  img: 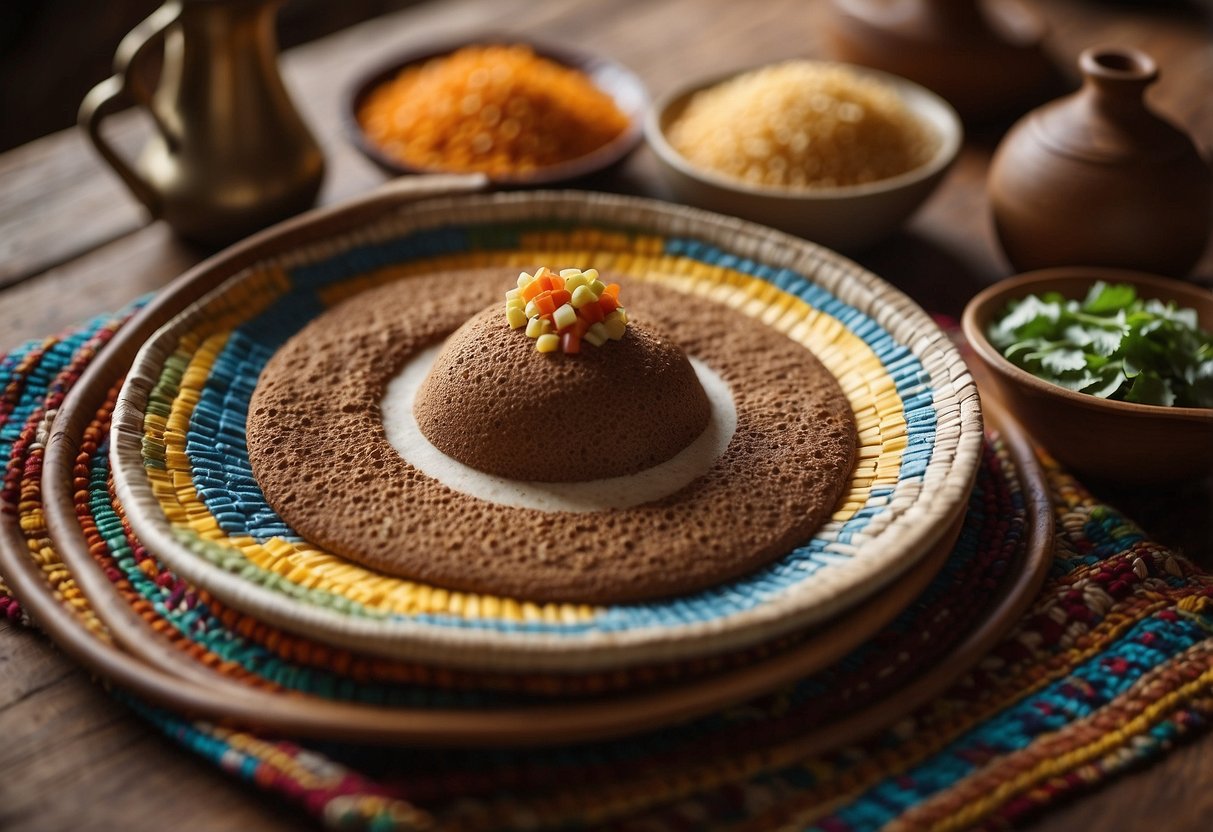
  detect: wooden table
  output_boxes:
[1,1,1210,829]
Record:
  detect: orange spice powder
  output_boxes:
[358,44,630,177]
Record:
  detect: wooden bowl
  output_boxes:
[643,62,962,252]
[345,37,648,186]
[963,267,1213,484]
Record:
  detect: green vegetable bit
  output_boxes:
[987,281,1213,408]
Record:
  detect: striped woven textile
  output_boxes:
[3,307,1213,831]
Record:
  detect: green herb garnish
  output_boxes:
[987,281,1213,408]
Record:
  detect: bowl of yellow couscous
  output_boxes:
[645,60,962,251]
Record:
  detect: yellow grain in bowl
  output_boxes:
[667,61,939,189]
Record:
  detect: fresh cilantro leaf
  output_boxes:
[1064,323,1122,356]
[1143,298,1199,329]
[1050,371,1098,392]
[1082,366,1127,399]
[1125,373,1175,407]
[1082,281,1136,314]
[1039,349,1087,374]
[989,296,1061,346]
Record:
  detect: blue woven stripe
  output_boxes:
[185,289,325,539]
[1,322,106,462]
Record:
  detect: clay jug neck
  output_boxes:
[1081,47,1156,117]
[1033,46,1189,165]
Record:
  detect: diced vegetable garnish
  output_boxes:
[506,267,630,352]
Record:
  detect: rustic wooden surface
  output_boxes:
[0,0,1210,829]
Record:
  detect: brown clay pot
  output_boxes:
[822,0,1059,123]
[988,47,1213,278]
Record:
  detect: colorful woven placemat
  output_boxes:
[5,310,1213,831]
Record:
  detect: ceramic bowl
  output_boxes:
[644,62,962,252]
[346,37,648,186]
[963,267,1213,484]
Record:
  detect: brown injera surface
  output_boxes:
[414,309,711,482]
[246,268,856,604]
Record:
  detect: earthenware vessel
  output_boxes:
[822,0,1059,123]
[963,267,1213,485]
[988,47,1212,277]
[79,0,325,246]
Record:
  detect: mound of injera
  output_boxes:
[246,269,856,605]
[414,309,711,482]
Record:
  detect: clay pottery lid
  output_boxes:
[821,0,1062,123]
[988,46,1213,277]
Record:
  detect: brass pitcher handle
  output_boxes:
[78,1,183,217]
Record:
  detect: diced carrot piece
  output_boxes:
[537,276,554,292]
[550,289,572,308]
[602,283,620,300]
[535,292,556,316]
[561,331,581,354]
[549,275,565,292]
[598,293,619,314]
[572,317,589,337]
[521,280,543,302]
[579,300,605,324]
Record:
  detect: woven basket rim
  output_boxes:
[109,190,984,672]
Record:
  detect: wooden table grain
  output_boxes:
[1,1,1210,830]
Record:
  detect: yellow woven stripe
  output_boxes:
[18,506,110,638]
[225,534,595,623]
[143,266,288,544]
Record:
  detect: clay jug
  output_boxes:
[79,0,325,246]
[822,0,1059,123]
[988,47,1212,277]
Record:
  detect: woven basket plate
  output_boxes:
[111,191,982,671]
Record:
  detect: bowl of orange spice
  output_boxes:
[349,39,648,185]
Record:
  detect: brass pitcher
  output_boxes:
[79,0,325,246]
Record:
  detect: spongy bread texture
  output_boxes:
[246,268,857,605]
[413,308,711,482]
